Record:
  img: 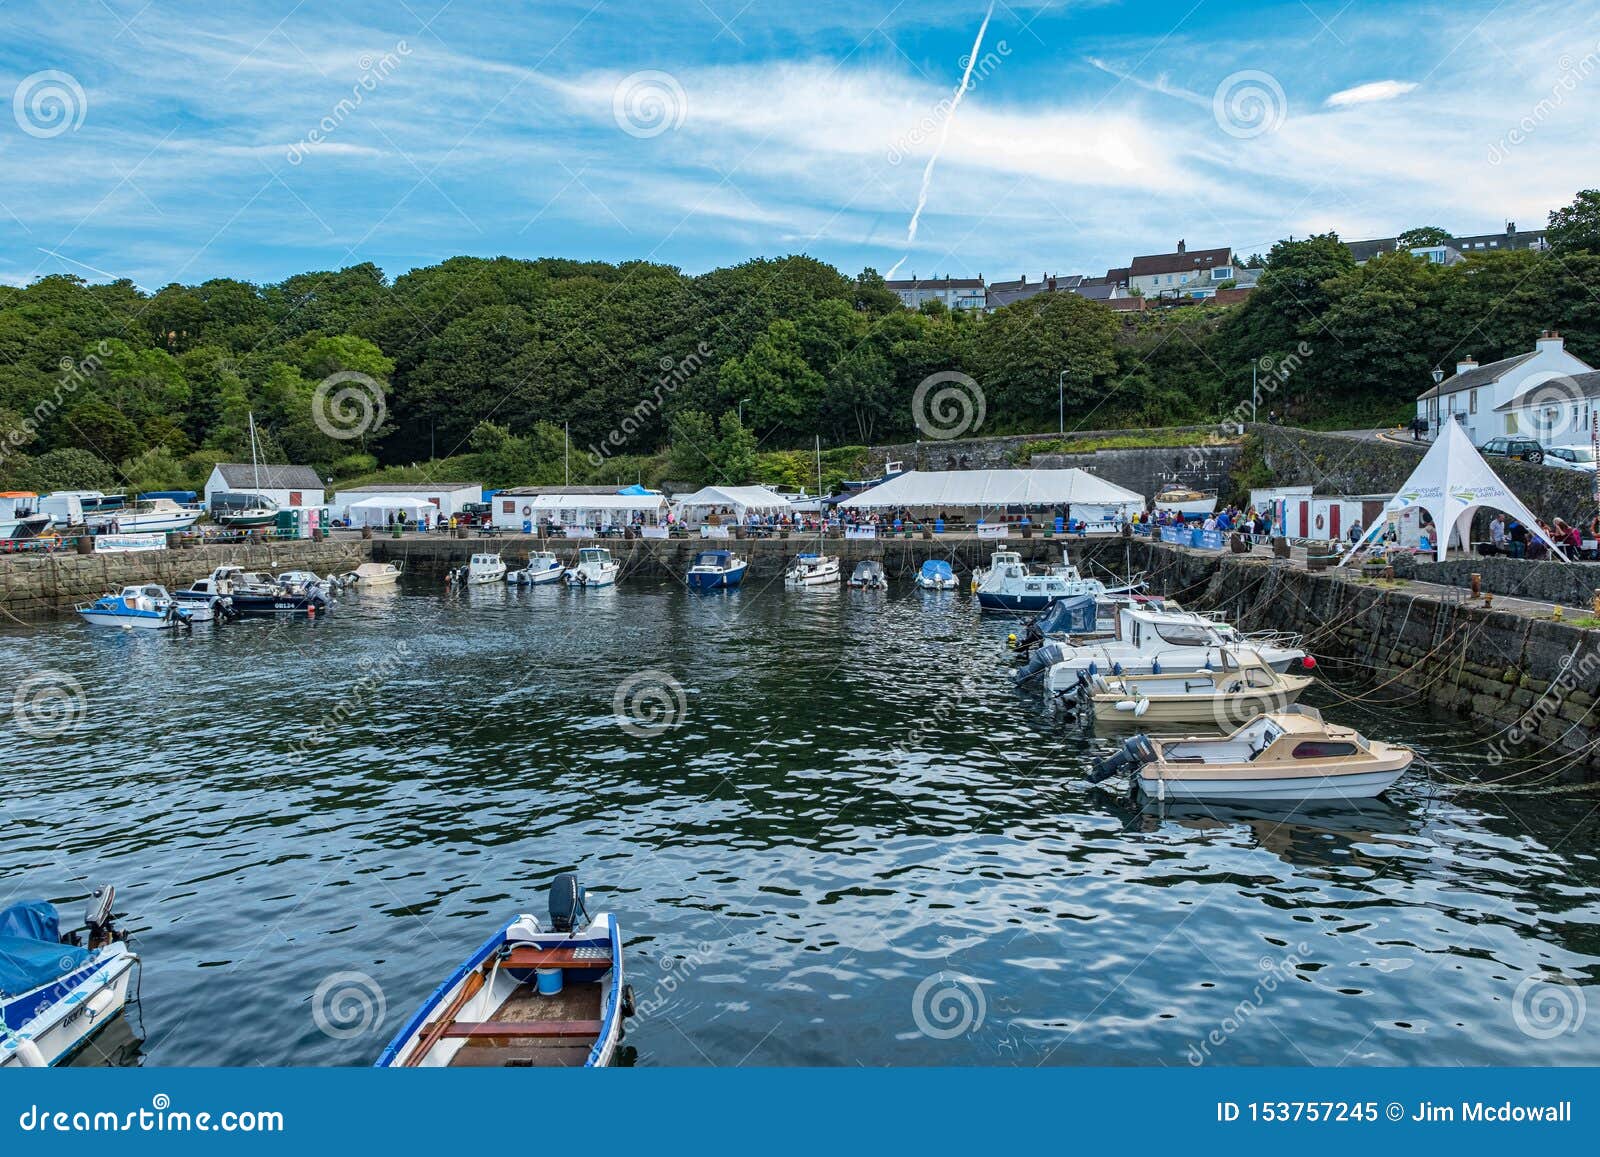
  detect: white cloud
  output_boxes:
[1325,80,1418,108]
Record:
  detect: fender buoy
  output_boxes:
[621,984,637,1018]
[1314,513,1325,531]
[522,504,532,516]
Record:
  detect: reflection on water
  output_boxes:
[3,575,1597,1067]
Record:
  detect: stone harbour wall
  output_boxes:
[1411,557,1600,609]
[0,538,370,619]
[1200,555,1600,779]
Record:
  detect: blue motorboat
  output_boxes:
[75,584,192,630]
[1,887,139,1068]
[686,549,747,590]
[914,559,957,590]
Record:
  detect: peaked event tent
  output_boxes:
[673,485,792,523]
[346,495,437,529]
[1339,420,1566,564]
[836,469,1143,515]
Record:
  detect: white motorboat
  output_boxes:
[0,492,53,540]
[345,561,404,588]
[1153,486,1218,516]
[75,584,192,630]
[565,547,619,588]
[785,553,840,586]
[85,497,201,534]
[452,553,507,586]
[1042,604,1308,693]
[1089,706,1412,802]
[277,570,337,600]
[507,552,564,586]
[0,887,138,1068]
[848,559,888,589]
[975,549,1136,612]
[376,875,633,1069]
[914,560,958,590]
[1084,650,1314,726]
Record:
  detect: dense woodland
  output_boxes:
[3,189,1599,495]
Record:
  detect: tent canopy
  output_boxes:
[346,495,436,526]
[528,493,667,511]
[1341,420,1566,564]
[674,485,792,516]
[837,469,1143,512]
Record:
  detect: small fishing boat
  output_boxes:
[344,561,404,588]
[182,566,330,617]
[75,585,192,631]
[785,553,840,586]
[686,549,747,590]
[1042,604,1309,692]
[1089,706,1412,802]
[1152,486,1218,517]
[847,559,888,589]
[451,553,507,586]
[975,549,1134,612]
[506,552,563,586]
[170,577,234,623]
[1084,651,1314,725]
[0,886,138,1068]
[85,497,202,534]
[565,547,618,588]
[376,875,634,1069]
[209,492,280,529]
[914,559,958,590]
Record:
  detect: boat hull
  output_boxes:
[1137,764,1407,802]
[77,608,186,630]
[978,591,1056,612]
[687,562,746,590]
[376,916,625,1069]
[565,566,618,587]
[508,566,563,586]
[0,944,137,1068]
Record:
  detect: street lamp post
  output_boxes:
[738,397,751,425]
[1251,363,1257,424]
[1057,370,1067,435]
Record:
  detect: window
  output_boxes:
[1469,390,1477,414]
[1292,741,1357,758]
[502,500,515,513]
[1153,623,1219,647]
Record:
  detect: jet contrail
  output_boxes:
[906,1,994,244]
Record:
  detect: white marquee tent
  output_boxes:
[346,495,438,529]
[528,492,669,529]
[837,469,1143,517]
[1339,419,1566,564]
[673,485,792,524]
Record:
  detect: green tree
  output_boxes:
[712,410,757,484]
[1547,189,1600,254]
[1397,226,1452,248]
[967,292,1118,429]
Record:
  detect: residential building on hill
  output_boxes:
[1347,222,1547,265]
[885,275,986,311]
[1414,331,1592,446]
[985,272,1082,310]
[1127,241,1235,299]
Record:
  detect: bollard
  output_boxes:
[1470,572,1481,596]
[1594,589,1600,616]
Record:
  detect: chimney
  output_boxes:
[1177,239,1187,254]
[1536,329,1564,354]
[1019,273,1026,285]
[1507,221,1516,236]
[1456,355,1478,376]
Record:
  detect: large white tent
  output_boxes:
[346,495,437,529]
[673,485,792,524]
[528,492,669,529]
[1340,419,1566,564]
[837,468,1143,518]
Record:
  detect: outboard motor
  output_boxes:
[1089,734,1155,784]
[1013,640,1067,686]
[548,873,591,933]
[83,883,125,951]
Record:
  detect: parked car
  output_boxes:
[1479,436,1545,464]
[1544,445,1598,473]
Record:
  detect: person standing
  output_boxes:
[1489,513,1506,555]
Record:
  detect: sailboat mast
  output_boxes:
[249,411,260,491]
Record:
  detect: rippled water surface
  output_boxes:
[4,576,1598,1067]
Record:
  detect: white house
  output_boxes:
[334,482,482,523]
[1494,366,1600,449]
[885,275,987,312]
[1127,241,1234,299]
[1415,331,1594,446]
[204,463,325,511]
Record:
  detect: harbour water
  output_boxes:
[4,576,1597,1067]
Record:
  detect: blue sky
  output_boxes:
[0,0,1594,289]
